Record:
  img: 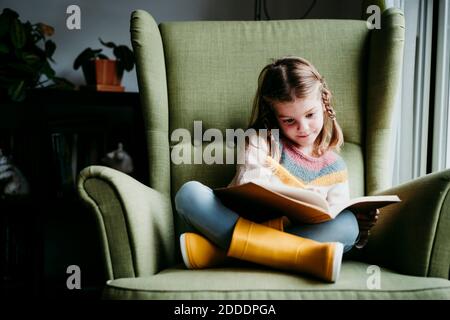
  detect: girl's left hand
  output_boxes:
[355,209,380,249]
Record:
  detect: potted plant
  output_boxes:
[73,38,135,91]
[0,8,74,101]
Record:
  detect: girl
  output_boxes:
[175,56,379,282]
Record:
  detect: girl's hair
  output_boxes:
[248,56,344,156]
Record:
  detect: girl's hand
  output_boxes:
[355,209,380,249]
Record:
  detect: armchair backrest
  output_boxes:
[131,9,404,242]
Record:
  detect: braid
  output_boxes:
[316,76,344,153]
[320,79,337,120]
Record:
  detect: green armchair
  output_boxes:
[77,8,450,299]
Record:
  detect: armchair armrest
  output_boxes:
[77,165,175,280]
[358,169,450,279]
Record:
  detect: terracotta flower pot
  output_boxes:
[82,59,123,86]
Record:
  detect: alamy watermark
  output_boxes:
[366,265,381,290]
[65,5,380,31]
[66,5,81,30]
[66,264,81,290]
[170,121,279,165]
[366,5,381,30]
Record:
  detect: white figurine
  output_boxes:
[101,143,134,174]
[0,149,30,196]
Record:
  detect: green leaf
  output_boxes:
[30,25,44,44]
[22,53,41,65]
[97,53,109,59]
[0,75,15,85]
[10,19,26,49]
[73,47,103,69]
[0,13,10,38]
[114,45,135,71]
[47,76,75,90]
[0,43,9,54]
[2,8,19,20]
[8,80,26,101]
[0,8,19,37]
[99,37,116,49]
[45,39,56,57]
[23,21,33,37]
[7,62,37,75]
[116,64,124,79]
[41,61,55,78]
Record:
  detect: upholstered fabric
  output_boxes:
[103,261,450,300]
[78,166,176,279]
[160,17,371,206]
[359,169,450,279]
[130,10,171,196]
[365,8,405,194]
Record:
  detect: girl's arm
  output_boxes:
[265,156,305,188]
[228,133,283,187]
[326,154,351,210]
[326,173,351,213]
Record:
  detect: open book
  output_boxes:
[213,182,401,224]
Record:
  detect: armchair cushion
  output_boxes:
[355,169,450,279]
[78,166,175,279]
[103,261,450,299]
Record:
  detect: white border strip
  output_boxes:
[391,0,433,185]
[413,0,434,177]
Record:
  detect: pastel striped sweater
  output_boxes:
[277,137,350,207]
[228,133,350,209]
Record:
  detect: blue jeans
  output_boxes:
[175,181,359,253]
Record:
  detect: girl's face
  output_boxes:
[273,91,324,154]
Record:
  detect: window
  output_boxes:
[388,0,449,186]
[431,0,450,171]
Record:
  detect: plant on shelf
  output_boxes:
[73,38,135,91]
[0,8,74,102]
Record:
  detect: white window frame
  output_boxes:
[389,0,435,185]
[432,0,450,171]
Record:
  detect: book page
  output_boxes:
[214,182,333,224]
[329,195,401,217]
[254,181,329,211]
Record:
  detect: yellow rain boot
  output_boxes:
[180,232,228,269]
[180,216,289,269]
[227,217,343,282]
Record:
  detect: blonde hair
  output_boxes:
[248,56,344,157]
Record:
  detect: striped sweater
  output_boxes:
[228,133,350,209]
[275,137,350,207]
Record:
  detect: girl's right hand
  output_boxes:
[355,209,380,249]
